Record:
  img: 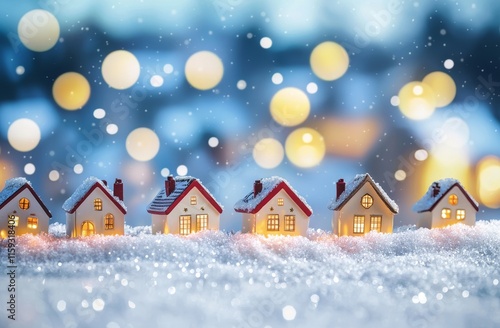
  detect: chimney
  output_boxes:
[432,182,440,197]
[102,180,107,186]
[254,180,263,197]
[165,176,176,196]
[113,178,123,201]
[336,178,346,200]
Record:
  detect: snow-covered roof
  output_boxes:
[234,176,313,216]
[147,176,223,214]
[62,177,127,214]
[0,177,31,205]
[0,177,52,217]
[328,173,399,213]
[412,178,479,213]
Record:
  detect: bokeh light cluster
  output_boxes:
[1,1,500,231]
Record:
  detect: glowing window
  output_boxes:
[179,215,191,235]
[267,214,279,231]
[94,198,102,211]
[27,217,38,229]
[277,198,284,206]
[449,194,458,205]
[370,216,382,232]
[361,194,373,209]
[441,208,451,219]
[81,221,95,237]
[284,215,295,231]
[9,215,19,227]
[19,197,30,210]
[104,213,114,230]
[456,209,466,220]
[353,215,365,234]
[190,196,197,205]
[196,214,208,231]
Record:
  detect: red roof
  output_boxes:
[147,177,223,215]
[234,178,312,216]
[0,182,52,218]
[63,180,127,214]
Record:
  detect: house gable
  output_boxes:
[0,180,52,218]
[234,179,312,217]
[413,178,478,213]
[147,178,223,215]
[329,174,398,214]
[63,178,126,214]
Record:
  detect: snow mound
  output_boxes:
[2,221,500,327]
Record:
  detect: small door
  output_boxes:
[81,221,95,236]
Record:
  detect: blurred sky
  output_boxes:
[0,0,499,231]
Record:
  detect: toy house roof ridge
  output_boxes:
[0,177,52,218]
[62,176,127,214]
[233,176,313,216]
[412,177,479,212]
[328,173,399,213]
[147,176,223,214]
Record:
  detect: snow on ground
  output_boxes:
[2,221,500,328]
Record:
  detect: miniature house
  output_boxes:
[63,177,126,237]
[328,173,399,236]
[234,177,313,236]
[0,177,52,238]
[413,178,478,229]
[147,176,223,235]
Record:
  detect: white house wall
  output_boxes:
[0,188,49,237]
[253,189,309,236]
[427,185,476,229]
[66,188,124,237]
[241,213,255,233]
[334,182,394,236]
[157,187,221,234]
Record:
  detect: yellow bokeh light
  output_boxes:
[398,81,436,120]
[422,71,456,108]
[102,50,141,90]
[270,87,310,127]
[125,128,160,162]
[310,41,349,81]
[285,128,325,168]
[7,118,41,152]
[252,138,284,169]
[185,51,224,90]
[18,9,60,52]
[52,72,91,110]
[477,156,500,208]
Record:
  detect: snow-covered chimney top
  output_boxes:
[336,178,346,200]
[254,180,263,197]
[165,176,175,196]
[432,182,440,197]
[113,178,123,201]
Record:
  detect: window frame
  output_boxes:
[441,208,451,219]
[196,214,209,232]
[448,194,458,205]
[277,198,284,206]
[81,221,95,237]
[104,213,114,230]
[190,196,197,205]
[94,198,103,211]
[353,215,365,234]
[284,215,295,232]
[361,194,373,209]
[19,197,30,210]
[456,209,466,220]
[267,214,279,231]
[370,215,382,232]
[179,215,192,235]
[27,217,38,229]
